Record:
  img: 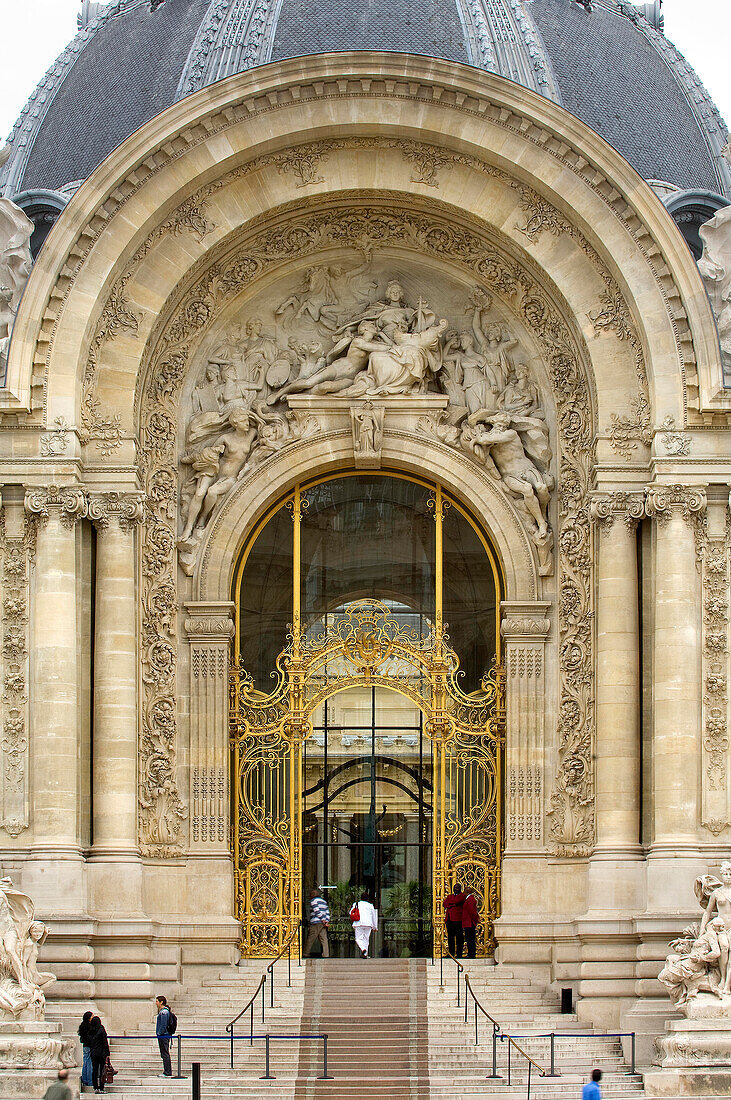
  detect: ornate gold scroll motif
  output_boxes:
[230,484,504,958]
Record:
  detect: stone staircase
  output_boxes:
[59,957,650,1098]
[428,960,645,1099]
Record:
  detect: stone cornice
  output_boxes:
[184,601,236,642]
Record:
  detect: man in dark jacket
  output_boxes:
[461,890,481,958]
[442,882,466,958]
[156,994,173,1077]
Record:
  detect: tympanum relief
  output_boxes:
[177,268,555,577]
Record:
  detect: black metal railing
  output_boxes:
[463,973,555,1100]
[266,923,302,1008]
[108,1031,332,1081]
[504,1030,637,1078]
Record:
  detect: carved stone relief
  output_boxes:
[351,403,384,469]
[0,199,33,377]
[0,501,36,839]
[138,202,595,858]
[176,268,554,577]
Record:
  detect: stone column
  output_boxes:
[184,602,235,854]
[645,485,706,905]
[500,603,551,853]
[24,487,87,881]
[87,493,144,859]
[587,493,645,910]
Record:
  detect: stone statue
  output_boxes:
[0,198,33,372]
[659,864,731,1015]
[345,317,448,397]
[178,443,225,543]
[461,410,552,538]
[443,329,496,415]
[351,403,384,467]
[699,202,731,379]
[0,878,57,1019]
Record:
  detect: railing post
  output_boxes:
[439,950,444,991]
[175,1034,182,1079]
[259,1034,275,1080]
[487,1024,501,1080]
[250,1001,254,1046]
[288,939,292,988]
[474,1001,478,1046]
[550,1031,555,1078]
[464,983,468,1024]
[527,1060,532,1100]
[298,922,302,966]
[318,1034,334,1080]
[507,1038,511,1086]
[631,1032,636,1075]
[231,1023,235,1068]
[456,964,460,1008]
[261,976,265,1022]
[192,1061,201,1100]
[270,963,275,1009]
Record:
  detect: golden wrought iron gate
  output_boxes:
[230,481,505,957]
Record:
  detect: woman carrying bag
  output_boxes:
[88,1015,110,1094]
[350,890,378,958]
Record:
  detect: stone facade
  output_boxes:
[0,54,727,1065]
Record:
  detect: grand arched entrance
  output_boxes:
[229,472,505,958]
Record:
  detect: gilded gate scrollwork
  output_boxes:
[230,484,505,957]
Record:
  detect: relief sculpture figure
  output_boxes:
[659,863,731,1012]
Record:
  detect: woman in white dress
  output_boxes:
[350,891,378,958]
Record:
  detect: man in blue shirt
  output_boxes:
[303,889,331,958]
[155,995,172,1077]
[582,1068,602,1100]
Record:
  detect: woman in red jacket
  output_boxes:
[462,891,481,959]
[442,882,466,958]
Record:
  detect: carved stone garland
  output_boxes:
[0,504,36,838]
[137,201,596,857]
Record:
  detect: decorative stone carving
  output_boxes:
[699,200,731,380]
[660,414,692,457]
[589,491,645,533]
[184,603,234,852]
[659,866,731,1015]
[139,203,594,857]
[0,198,33,374]
[38,418,71,458]
[645,485,707,528]
[0,498,36,839]
[24,486,87,529]
[87,491,145,531]
[351,403,384,468]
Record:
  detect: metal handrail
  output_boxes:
[438,948,464,1004]
[225,972,266,1033]
[266,924,301,1007]
[463,973,553,1084]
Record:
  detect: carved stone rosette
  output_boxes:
[0,496,37,838]
[184,603,235,852]
[501,604,550,850]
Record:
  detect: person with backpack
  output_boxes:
[155,994,176,1077]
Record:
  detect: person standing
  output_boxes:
[42,1069,72,1100]
[443,882,466,958]
[156,994,173,1077]
[88,1014,110,1094]
[78,1010,93,1088]
[303,888,331,958]
[351,890,378,958]
[583,1068,602,1100]
[461,890,481,959]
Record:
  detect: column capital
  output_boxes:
[645,484,707,527]
[589,491,645,533]
[24,484,87,528]
[184,601,236,642]
[500,601,551,642]
[87,491,145,532]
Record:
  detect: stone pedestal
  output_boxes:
[645,1017,731,1096]
[0,1020,76,1099]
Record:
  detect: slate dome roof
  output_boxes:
[1,0,729,207]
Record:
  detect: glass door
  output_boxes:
[302,684,433,957]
